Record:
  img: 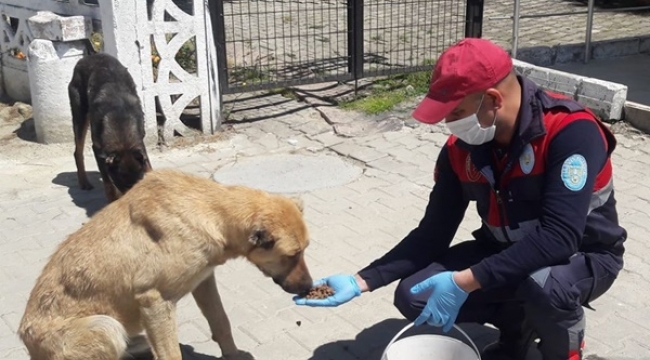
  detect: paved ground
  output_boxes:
[2,91,650,360]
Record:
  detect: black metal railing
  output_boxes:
[209,0,484,94]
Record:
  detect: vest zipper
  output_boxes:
[494,189,512,243]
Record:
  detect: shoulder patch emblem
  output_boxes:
[465,154,482,182]
[519,144,535,174]
[561,154,588,191]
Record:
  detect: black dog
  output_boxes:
[68,53,152,203]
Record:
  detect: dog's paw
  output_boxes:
[79,181,94,190]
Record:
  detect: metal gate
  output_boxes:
[209,0,484,95]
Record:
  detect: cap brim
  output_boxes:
[412,96,462,124]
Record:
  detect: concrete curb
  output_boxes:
[512,59,628,121]
[623,101,650,134]
[514,35,650,67]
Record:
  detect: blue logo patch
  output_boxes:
[519,144,535,174]
[561,154,588,191]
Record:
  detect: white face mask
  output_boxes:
[445,94,497,145]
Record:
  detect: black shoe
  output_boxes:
[481,327,537,360]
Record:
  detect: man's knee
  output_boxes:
[393,277,427,321]
[520,267,585,320]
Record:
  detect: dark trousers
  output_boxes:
[393,240,623,360]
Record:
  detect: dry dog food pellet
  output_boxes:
[303,285,335,299]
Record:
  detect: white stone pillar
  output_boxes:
[26,12,92,144]
[99,0,156,145]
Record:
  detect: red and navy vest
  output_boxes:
[443,78,624,253]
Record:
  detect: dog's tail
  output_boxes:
[58,315,129,360]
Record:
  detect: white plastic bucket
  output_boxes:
[381,322,481,360]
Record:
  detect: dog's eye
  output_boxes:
[261,240,275,250]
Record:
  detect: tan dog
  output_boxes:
[18,169,314,360]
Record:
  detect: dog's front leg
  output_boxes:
[91,146,119,202]
[192,273,239,358]
[136,290,182,360]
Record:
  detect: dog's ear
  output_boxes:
[249,227,275,250]
[288,196,304,213]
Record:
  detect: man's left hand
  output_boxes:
[410,271,469,332]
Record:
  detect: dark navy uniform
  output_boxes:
[357,76,626,360]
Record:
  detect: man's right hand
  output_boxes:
[293,274,364,307]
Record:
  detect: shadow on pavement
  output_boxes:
[124,342,255,360]
[52,171,108,217]
[308,318,502,360]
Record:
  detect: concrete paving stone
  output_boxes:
[238,144,274,158]
[0,230,45,254]
[378,181,432,200]
[340,245,395,272]
[308,224,366,252]
[416,130,452,146]
[376,188,427,211]
[25,195,71,218]
[606,338,650,358]
[0,310,23,335]
[343,175,392,194]
[286,315,362,355]
[623,221,650,244]
[0,332,22,354]
[238,311,305,345]
[583,334,615,357]
[377,220,420,244]
[251,335,327,360]
[336,294,403,330]
[0,314,14,338]
[307,131,345,148]
[618,308,650,334]
[396,152,437,172]
[411,173,435,189]
[292,118,333,137]
[602,271,650,309]
[381,131,413,143]
[246,288,298,315]
[366,157,421,176]
[307,256,366,280]
[391,134,428,150]
[329,142,385,164]
[344,187,394,207]
[46,222,86,241]
[307,182,363,202]
[357,200,401,224]
[363,167,407,185]
[8,204,51,227]
[256,132,281,150]
[230,325,263,350]
[235,124,271,140]
[257,119,302,139]
[350,132,390,145]
[177,320,212,345]
[282,134,325,151]
[299,194,359,216]
[0,345,27,360]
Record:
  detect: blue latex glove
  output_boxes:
[293,274,361,307]
[410,271,469,332]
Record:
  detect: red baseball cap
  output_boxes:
[412,38,513,124]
